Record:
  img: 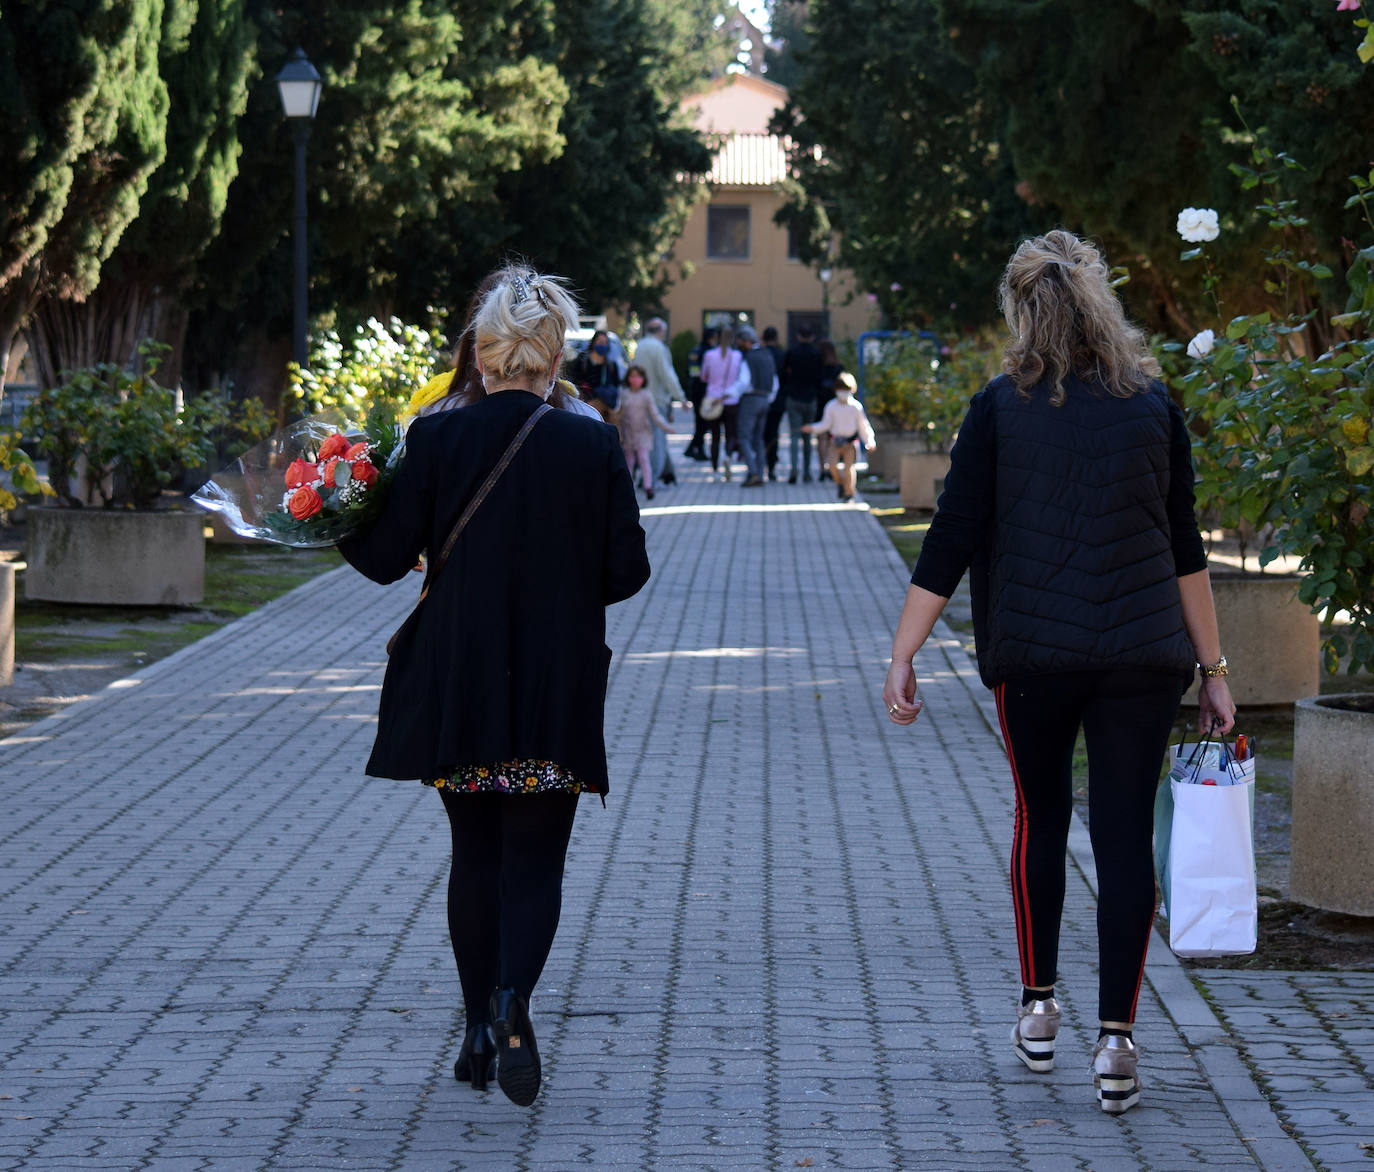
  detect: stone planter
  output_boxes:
[1290,694,1374,916]
[0,559,17,686]
[867,430,920,480]
[899,450,950,511]
[1180,574,1319,708]
[25,506,205,606]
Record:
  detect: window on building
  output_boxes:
[706,206,750,260]
[786,223,803,261]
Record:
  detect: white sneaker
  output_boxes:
[1092,1034,1141,1114]
[1011,997,1060,1073]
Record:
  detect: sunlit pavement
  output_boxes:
[0,435,1364,1169]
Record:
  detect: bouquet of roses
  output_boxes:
[192,406,402,547]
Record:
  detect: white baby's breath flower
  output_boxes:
[1187,329,1216,359]
[1177,207,1220,243]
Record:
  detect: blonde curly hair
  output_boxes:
[998,229,1160,406]
[472,264,579,389]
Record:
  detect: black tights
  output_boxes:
[438,789,579,1029]
[993,670,1183,1023]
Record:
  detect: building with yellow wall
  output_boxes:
[652,73,876,349]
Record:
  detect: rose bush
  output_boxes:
[1170,135,1374,675]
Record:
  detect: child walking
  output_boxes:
[620,365,675,499]
[802,372,876,500]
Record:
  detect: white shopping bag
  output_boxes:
[1153,738,1258,958]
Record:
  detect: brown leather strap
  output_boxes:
[415,402,551,605]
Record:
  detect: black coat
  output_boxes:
[339,390,650,791]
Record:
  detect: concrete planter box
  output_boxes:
[868,430,923,480]
[1290,694,1374,915]
[1180,574,1319,708]
[0,560,17,686]
[25,506,205,606]
[899,451,951,511]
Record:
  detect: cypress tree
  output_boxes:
[0,0,168,395]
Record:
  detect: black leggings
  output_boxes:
[993,670,1184,1023]
[707,403,740,471]
[438,789,579,1029]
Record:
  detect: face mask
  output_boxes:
[593,343,610,356]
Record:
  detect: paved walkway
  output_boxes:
[1,441,1370,1169]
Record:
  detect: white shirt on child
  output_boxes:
[813,396,876,448]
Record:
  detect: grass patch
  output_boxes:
[14,544,342,668]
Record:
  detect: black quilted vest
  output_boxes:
[970,374,1196,686]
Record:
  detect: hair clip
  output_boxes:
[510,273,531,304]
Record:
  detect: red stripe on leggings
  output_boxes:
[1125,891,1158,1024]
[995,683,1035,986]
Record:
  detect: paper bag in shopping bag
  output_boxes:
[1154,740,1257,957]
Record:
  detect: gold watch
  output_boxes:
[1198,656,1229,678]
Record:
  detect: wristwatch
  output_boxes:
[1198,656,1229,678]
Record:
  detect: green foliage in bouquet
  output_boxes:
[864,332,1000,452]
[290,317,446,420]
[23,342,272,510]
[1171,138,1374,675]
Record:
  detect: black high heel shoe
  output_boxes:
[452,1024,496,1091]
[490,987,541,1107]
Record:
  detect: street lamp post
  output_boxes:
[819,267,833,333]
[275,49,323,372]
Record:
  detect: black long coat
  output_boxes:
[339,390,650,792]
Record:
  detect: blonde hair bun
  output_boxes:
[472,264,580,387]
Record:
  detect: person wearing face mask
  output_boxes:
[802,372,875,500]
[570,331,623,424]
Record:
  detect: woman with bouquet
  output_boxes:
[338,264,650,1108]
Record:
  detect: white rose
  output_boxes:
[1187,329,1216,359]
[1177,207,1220,243]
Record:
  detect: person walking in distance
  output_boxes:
[815,338,844,479]
[700,325,743,481]
[802,372,874,500]
[619,364,676,499]
[635,317,683,486]
[780,325,823,482]
[684,327,716,461]
[881,230,1236,1115]
[569,330,623,424]
[761,326,788,480]
[732,325,777,488]
[339,264,650,1108]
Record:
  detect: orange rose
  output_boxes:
[317,433,351,461]
[344,441,370,460]
[351,459,378,486]
[287,486,324,520]
[284,458,316,489]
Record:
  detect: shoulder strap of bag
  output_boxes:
[417,401,551,604]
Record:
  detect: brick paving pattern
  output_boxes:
[0,442,1364,1169]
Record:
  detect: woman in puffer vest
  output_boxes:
[881,229,1235,1116]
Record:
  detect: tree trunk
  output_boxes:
[23,284,152,389]
[0,265,40,402]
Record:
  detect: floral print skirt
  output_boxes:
[427,759,584,796]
